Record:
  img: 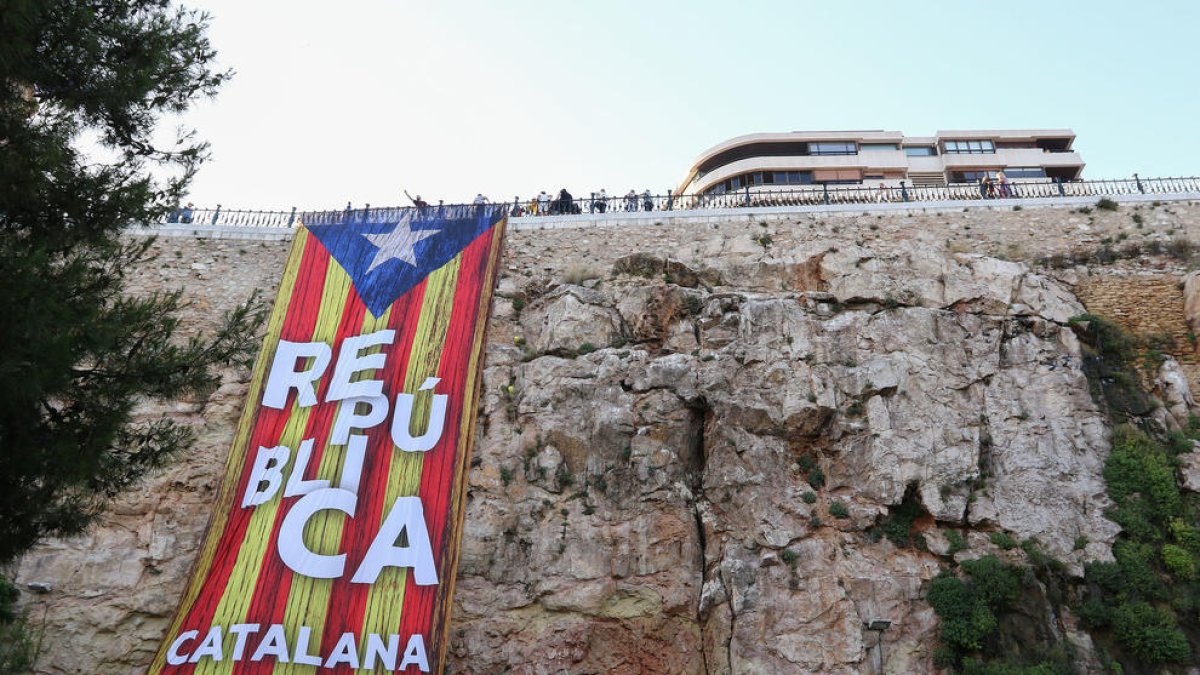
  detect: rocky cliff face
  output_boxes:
[13,203,1200,674]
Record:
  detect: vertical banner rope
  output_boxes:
[150,205,508,674]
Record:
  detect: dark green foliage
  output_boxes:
[1096,198,1120,211]
[961,556,1022,610]
[577,342,597,355]
[945,529,968,555]
[796,454,825,489]
[928,571,997,652]
[0,579,16,625]
[989,531,1017,550]
[829,501,849,519]
[961,659,1069,675]
[874,490,925,547]
[1077,419,1200,665]
[1112,602,1190,663]
[0,616,40,673]
[1067,315,1155,418]
[801,491,817,504]
[928,556,1038,669]
[0,1,265,567]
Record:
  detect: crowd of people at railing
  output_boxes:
[162,175,1199,228]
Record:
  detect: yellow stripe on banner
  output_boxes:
[196,246,354,675]
[272,304,393,675]
[358,252,463,643]
[150,227,312,674]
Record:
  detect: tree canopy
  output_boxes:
[0,0,265,565]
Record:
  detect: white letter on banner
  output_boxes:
[283,438,328,498]
[167,630,198,666]
[338,435,367,496]
[242,445,290,507]
[228,623,260,661]
[250,624,290,663]
[330,395,389,445]
[263,340,332,409]
[292,626,323,666]
[350,497,437,585]
[399,634,431,672]
[188,626,223,663]
[326,329,396,402]
[390,377,447,453]
[324,632,360,668]
[278,488,356,579]
[363,634,399,670]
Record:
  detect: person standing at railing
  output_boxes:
[624,189,637,212]
[179,202,194,224]
[537,190,550,216]
[875,183,888,203]
[997,171,1010,198]
[643,189,653,211]
[595,189,608,213]
[404,189,428,209]
[556,188,576,215]
[979,176,991,199]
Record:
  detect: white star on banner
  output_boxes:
[362,217,440,272]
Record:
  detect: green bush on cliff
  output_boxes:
[1111,602,1190,663]
[927,555,1026,665]
[1079,424,1198,665]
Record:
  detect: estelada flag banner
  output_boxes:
[150,205,508,674]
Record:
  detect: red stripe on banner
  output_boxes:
[396,225,495,649]
[169,232,332,653]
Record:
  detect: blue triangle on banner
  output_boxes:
[305,205,504,316]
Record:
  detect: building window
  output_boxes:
[809,142,857,156]
[860,143,898,152]
[705,170,816,195]
[904,146,937,156]
[1003,167,1046,179]
[951,171,999,183]
[944,140,995,154]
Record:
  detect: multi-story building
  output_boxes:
[677,129,1084,197]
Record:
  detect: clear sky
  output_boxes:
[173,0,1200,210]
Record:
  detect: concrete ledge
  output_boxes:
[509,192,1200,231]
[127,223,296,241]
